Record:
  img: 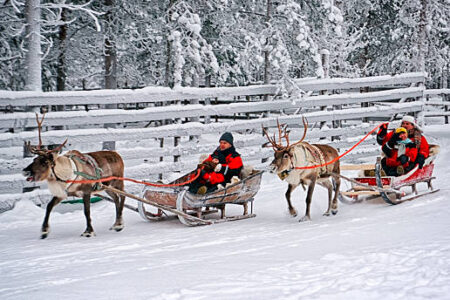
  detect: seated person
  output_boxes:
[381,127,417,176]
[377,115,430,170]
[189,132,243,194]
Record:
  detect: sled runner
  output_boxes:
[339,145,440,205]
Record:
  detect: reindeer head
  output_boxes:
[22,113,67,182]
[264,117,308,179]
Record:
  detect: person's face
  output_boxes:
[219,140,231,151]
[401,121,414,132]
[399,132,407,140]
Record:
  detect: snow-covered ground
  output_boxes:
[1,125,449,300]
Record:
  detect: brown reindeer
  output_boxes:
[22,113,126,238]
[264,118,341,222]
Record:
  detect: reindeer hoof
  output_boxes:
[110,224,124,232]
[81,231,96,237]
[323,212,331,217]
[41,228,50,239]
[332,209,338,215]
[289,209,298,217]
[299,216,311,222]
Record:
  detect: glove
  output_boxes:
[397,154,409,165]
[382,144,393,157]
[214,163,222,173]
[387,132,401,147]
[416,154,426,169]
[377,123,388,136]
[376,123,389,145]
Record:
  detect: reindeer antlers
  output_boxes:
[262,117,308,152]
[27,112,68,155]
[34,112,45,151]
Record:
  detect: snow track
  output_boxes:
[1,124,449,299]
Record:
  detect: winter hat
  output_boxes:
[401,115,421,131]
[395,127,407,135]
[219,132,234,145]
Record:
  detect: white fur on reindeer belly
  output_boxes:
[284,170,312,186]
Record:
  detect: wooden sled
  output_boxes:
[131,169,264,226]
[339,145,440,205]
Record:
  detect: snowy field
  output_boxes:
[1,124,449,300]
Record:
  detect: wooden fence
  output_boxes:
[423,89,450,124]
[0,72,430,210]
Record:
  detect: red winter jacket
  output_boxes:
[381,131,429,167]
[201,146,243,185]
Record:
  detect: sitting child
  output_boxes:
[381,127,418,176]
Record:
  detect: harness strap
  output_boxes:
[309,144,327,175]
[70,154,103,177]
[301,143,326,176]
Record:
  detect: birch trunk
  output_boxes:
[263,0,271,85]
[56,8,67,91]
[417,0,428,72]
[104,0,117,89]
[24,0,41,91]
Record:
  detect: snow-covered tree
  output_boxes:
[164,1,219,87]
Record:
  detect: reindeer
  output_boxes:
[22,113,126,238]
[264,118,341,222]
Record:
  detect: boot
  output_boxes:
[197,186,207,195]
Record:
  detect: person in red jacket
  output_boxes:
[377,115,430,175]
[189,132,243,194]
[381,127,418,175]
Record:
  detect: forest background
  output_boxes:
[0,0,448,92]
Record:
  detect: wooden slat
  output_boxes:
[340,164,375,170]
[341,191,380,196]
[0,72,425,108]
[0,87,423,129]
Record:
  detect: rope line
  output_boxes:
[66,169,201,187]
[294,123,384,170]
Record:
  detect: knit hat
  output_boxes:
[219,132,234,145]
[395,127,407,135]
[401,115,421,131]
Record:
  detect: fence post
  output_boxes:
[319,49,329,138]
[261,126,268,164]
[159,138,164,180]
[174,136,180,163]
[444,93,449,124]
[103,102,116,150]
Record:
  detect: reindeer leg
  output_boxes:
[81,193,95,237]
[286,184,298,217]
[300,179,316,222]
[331,176,340,215]
[321,180,333,216]
[107,180,125,232]
[41,196,62,239]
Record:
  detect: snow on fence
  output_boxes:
[423,89,450,124]
[0,72,427,208]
